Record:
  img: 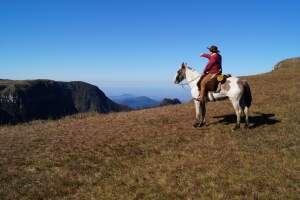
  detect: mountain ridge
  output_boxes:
[0,79,128,124]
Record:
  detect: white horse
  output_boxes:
[174,63,252,130]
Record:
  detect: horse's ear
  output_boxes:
[181,62,185,68]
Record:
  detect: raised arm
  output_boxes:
[203,53,218,73]
[200,53,211,59]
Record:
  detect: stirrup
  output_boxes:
[196,95,205,102]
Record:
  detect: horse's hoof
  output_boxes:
[193,122,205,128]
[232,124,240,131]
[193,122,200,128]
[244,124,249,129]
[199,122,205,127]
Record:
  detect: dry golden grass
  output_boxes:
[0,59,299,199]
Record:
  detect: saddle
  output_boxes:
[216,74,231,84]
[203,74,231,92]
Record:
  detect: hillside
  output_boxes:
[0,80,128,124]
[0,58,299,199]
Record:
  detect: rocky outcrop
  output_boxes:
[0,79,128,124]
[159,98,181,106]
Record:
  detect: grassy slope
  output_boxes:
[0,60,299,200]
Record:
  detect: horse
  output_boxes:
[174,63,252,130]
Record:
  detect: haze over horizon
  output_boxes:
[1,0,299,100]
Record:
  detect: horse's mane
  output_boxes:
[186,66,201,74]
[186,65,195,71]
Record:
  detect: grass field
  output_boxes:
[0,58,299,199]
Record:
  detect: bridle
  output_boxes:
[175,67,202,101]
[178,74,202,86]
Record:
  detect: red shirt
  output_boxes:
[201,53,222,74]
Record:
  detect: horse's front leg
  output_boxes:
[193,100,201,127]
[193,100,206,128]
[230,98,242,130]
[199,100,206,126]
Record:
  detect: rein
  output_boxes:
[179,74,201,86]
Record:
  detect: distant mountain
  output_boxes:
[111,95,159,109]
[0,79,129,124]
[109,94,137,101]
[159,98,181,106]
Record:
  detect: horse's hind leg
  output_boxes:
[244,106,250,128]
[230,98,242,130]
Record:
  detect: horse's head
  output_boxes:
[174,62,187,84]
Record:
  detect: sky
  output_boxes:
[0,0,299,101]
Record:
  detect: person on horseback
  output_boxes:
[197,45,222,102]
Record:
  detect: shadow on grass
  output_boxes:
[212,112,280,129]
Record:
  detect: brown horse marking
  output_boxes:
[238,79,249,91]
[237,79,244,89]
[174,63,187,83]
[221,80,231,91]
[237,79,250,89]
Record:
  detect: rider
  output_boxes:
[197,45,222,102]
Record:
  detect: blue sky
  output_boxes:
[0,0,299,100]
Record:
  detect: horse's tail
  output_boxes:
[241,80,252,108]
